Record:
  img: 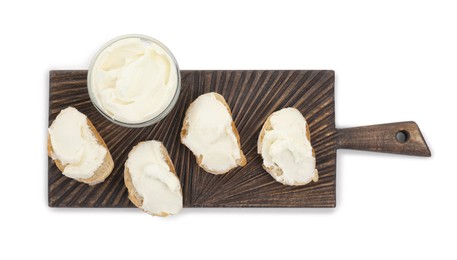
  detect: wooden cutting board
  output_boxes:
[48,70,430,208]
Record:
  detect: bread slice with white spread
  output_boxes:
[258,107,318,186]
[124,140,183,217]
[47,106,114,185]
[181,92,246,175]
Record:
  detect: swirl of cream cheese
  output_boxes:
[89,37,178,124]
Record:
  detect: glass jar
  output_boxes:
[87,34,181,127]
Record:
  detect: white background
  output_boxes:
[1,1,456,259]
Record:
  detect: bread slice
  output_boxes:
[124,141,182,217]
[48,111,114,185]
[181,92,246,175]
[258,108,318,186]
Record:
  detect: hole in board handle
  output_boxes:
[396,130,409,143]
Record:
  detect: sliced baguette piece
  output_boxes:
[181,92,246,175]
[258,107,318,186]
[48,107,114,185]
[124,140,183,217]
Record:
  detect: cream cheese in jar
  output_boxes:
[88,35,180,126]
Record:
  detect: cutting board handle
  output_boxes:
[336,121,431,156]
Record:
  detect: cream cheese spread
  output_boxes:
[125,141,182,215]
[181,93,242,173]
[259,107,318,185]
[48,107,107,180]
[89,37,178,124]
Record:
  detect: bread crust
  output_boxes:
[257,110,318,186]
[48,118,114,185]
[180,92,246,175]
[124,141,182,217]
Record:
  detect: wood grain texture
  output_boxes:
[48,70,336,207]
[337,121,431,156]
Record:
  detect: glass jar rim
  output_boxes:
[87,34,181,128]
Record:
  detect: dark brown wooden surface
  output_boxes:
[49,70,337,207]
[337,122,431,156]
[48,70,431,208]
